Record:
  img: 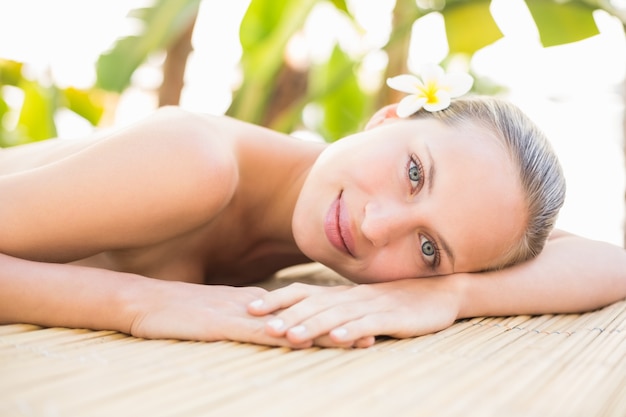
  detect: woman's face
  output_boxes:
[292,117,527,283]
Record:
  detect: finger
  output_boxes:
[326,313,411,344]
[311,334,355,349]
[354,336,376,348]
[311,334,375,349]
[282,302,370,343]
[247,283,332,316]
[223,316,313,349]
[329,326,377,348]
[258,294,351,338]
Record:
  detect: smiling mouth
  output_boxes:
[324,191,355,257]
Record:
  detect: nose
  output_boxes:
[361,200,415,248]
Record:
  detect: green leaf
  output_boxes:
[0,59,24,86]
[229,0,317,123]
[62,87,105,126]
[0,96,10,147]
[328,0,349,14]
[96,0,201,92]
[16,80,57,142]
[311,45,371,142]
[525,0,599,47]
[442,1,503,55]
[0,96,8,121]
[239,0,290,50]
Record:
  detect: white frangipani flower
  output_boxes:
[386,63,474,118]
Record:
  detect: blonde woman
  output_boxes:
[0,87,624,348]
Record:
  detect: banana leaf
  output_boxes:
[96,0,201,92]
[442,0,503,55]
[525,0,599,47]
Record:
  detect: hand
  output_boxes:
[247,276,464,348]
[128,280,312,348]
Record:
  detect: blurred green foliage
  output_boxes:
[526,0,600,46]
[0,0,620,147]
[229,0,320,126]
[96,0,202,92]
[0,59,105,146]
[444,0,504,54]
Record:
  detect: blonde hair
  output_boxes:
[411,96,566,269]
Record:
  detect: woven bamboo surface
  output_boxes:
[2,264,626,417]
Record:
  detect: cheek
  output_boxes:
[354,246,428,283]
[346,157,399,198]
[319,137,395,183]
[291,183,321,248]
[292,186,321,231]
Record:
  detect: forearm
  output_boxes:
[0,253,144,333]
[455,233,626,319]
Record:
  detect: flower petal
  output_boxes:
[387,63,473,116]
[396,95,427,118]
[419,63,445,85]
[386,75,423,94]
[423,90,451,112]
[444,72,473,97]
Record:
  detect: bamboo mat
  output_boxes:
[2,264,626,417]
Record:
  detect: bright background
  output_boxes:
[0,0,624,246]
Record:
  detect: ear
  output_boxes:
[364,104,400,130]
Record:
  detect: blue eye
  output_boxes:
[422,240,435,256]
[409,163,420,182]
[408,156,423,191]
[420,235,439,266]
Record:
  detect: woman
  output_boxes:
[0,91,624,349]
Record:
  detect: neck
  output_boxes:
[230,124,327,263]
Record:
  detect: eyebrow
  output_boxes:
[436,232,455,270]
[424,144,455,269]
[426,146,436,194]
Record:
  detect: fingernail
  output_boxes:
[267,318,285,331]
[331,328,348,340]
[289,325,307,336]
[249,299,265,309]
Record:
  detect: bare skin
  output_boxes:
[0,108,320,347]
[0,109,316,283]
[0,105,625,349]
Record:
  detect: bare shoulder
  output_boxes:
[548,229,572,241]
[0,107,241,262]
[114,105,241,206]
[100,106,240,196]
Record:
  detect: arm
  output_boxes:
[250,230,626,346]
[0,252,139,332]
[456,229,626,318]
[0,252,303,347]
[0,108,308,347]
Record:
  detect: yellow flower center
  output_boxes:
[418,81,440,104]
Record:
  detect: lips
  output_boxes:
[324,191,355,257]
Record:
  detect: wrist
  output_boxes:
[113,273,158,335]
[441,272,472,320]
